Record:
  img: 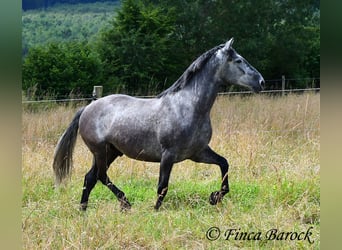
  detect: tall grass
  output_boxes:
[22,93,320,249]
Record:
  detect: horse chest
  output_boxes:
[158,116,212,156]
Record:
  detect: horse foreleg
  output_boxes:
[155,151,174,210]
[81,145,130,211]
[191,146,229,205]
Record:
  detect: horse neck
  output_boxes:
[173,62,221,115]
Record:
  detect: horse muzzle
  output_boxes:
[252,77,265,93]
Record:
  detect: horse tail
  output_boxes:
[53,106,86,186]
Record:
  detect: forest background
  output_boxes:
[22,0,320,98]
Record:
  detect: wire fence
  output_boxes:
[22,87,320,104]
[218,87,320,96]
[22,97,94,104]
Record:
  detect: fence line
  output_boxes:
[265,77,320,82]
[22,87,320,104]
[22,97,94,104]
[218,87,320,96]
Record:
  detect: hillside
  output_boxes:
[22,0,120,11]
[22,1,120,56]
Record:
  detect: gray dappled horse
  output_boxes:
[53,38,265,211]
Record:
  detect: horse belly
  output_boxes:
[108,126,162,162]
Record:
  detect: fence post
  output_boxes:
[281,75,285,96]
[312,78,315,88]
[92,86,103,100]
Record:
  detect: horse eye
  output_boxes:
[235,59,242,64]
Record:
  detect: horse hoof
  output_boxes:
[120,204,131,212]
[154,199,163,210]
[209,191,221,205]
[119,196,132,211]
[80,202,88,211]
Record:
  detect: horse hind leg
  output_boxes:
[96,144,131,210]
[80,144,130,211]
[80,158,97,211]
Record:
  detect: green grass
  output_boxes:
[22,94,320,249]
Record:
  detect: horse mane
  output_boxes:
[157,44,224,98]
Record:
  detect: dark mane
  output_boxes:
[157,44,224,98]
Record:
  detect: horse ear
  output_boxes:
[223,38,234,53]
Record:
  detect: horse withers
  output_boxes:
[53,38,264,211]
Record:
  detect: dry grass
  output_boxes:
[22,93,320,249]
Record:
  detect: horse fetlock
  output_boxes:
[221,185,229,194]
[159,187,168,197]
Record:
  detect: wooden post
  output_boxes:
[92,86,103,100]
[281,75,285,96]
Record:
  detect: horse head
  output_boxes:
[216,38,265,92]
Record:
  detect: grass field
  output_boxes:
[22,93,320,249]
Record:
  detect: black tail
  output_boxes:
[52,107,85,185]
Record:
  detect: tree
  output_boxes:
[263,0,320,88]
[97,0,181,95]
[22,42,102,99]
[142,0,320,90]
